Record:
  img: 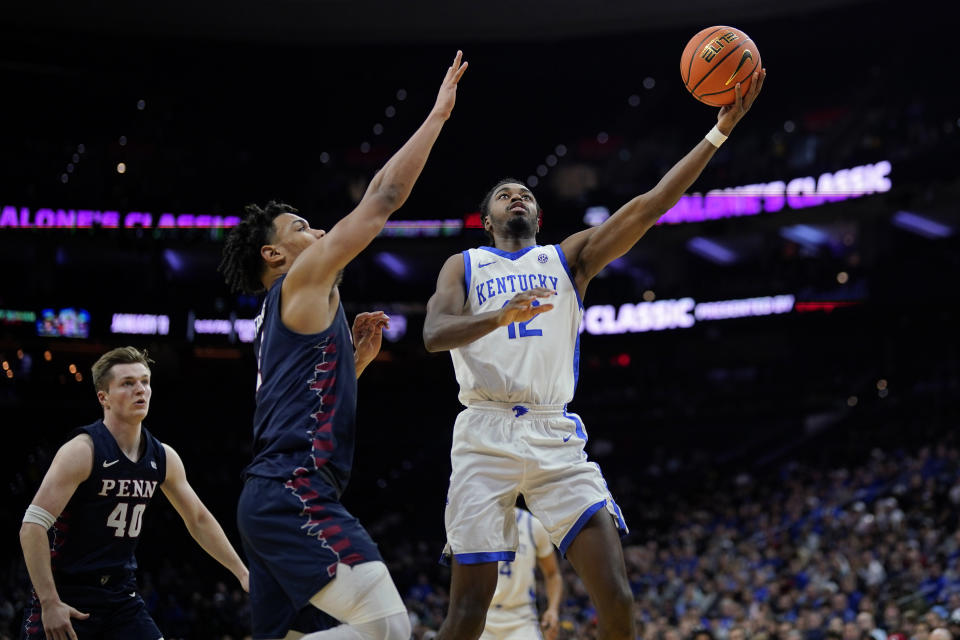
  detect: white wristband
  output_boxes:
[23,504,57,529]
[705,125,728,148]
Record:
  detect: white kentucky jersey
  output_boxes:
[490,508,554,611]
[451,245,582,407]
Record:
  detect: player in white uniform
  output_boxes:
[481,508,562,640]
[423,69,765,640]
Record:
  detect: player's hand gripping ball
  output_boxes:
[681,26,761,106]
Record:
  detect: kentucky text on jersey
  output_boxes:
[474,274,560,306]
[451,245,582,407]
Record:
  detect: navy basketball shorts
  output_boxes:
[237,474,383,639]
[22,579,163,640]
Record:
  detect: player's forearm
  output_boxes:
[355,353,373,379]
[641,137,719,219]
[185,509,247,580]
[423,310,502,352]
[545,573,563,615]
[364,111,448,217]
[580,136,721,274]
[19,523,61,606]
[641,68,761,220]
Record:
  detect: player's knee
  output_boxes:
[383,611,410,640]
[447,598,488,634]
[352,611,410,640]
[614,582,634,611]
[597,586,635,638]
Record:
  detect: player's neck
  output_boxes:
[263,271,284,291]
[492,235,537,254]
[102,416,144,461]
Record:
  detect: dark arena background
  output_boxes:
[1,0,958,638]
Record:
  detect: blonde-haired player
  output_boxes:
[482,508,562,640]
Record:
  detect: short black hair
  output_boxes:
[478,178,540,243]
[219,200,298,294]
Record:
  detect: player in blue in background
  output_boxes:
[217,52,467,640]
[19,346,249,640]
[423,71,765,640]
[481,508,562,640]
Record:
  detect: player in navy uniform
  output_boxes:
[19,346,249,640]
[217,52,467,640]
[423,71,766,640]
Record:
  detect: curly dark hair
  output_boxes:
[219,200,299,294]
[478,178,541,243]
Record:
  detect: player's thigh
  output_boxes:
[446,409,524,556]
[21,619,102,640]
[103,595,165,640]
[522,416,626,555]
[247,550,301,640]
[240,476,384,602]
[21,597,46,640]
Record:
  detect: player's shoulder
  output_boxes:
[439,251,467,276]
[47,431,96,481]
[448,250,470,263]
[156,440,176,462]
[548,241,573,262]
[557,227,593,262]
[61,431,95,456]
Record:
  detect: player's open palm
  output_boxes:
[497,288,555,326]
[431,50,468,121]
[43,600,89,640]
[717,67,765,131]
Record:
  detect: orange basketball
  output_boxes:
[680,26,761,106]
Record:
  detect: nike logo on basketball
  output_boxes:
[103,459,119,467]
[725,49,753,86]
[563,435,572,443]
[478,261,496,268]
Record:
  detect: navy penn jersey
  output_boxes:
[247,275,358,495]
[52,420,167,582]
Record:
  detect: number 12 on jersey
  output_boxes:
[501,300,544,339]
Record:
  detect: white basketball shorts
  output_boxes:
[443,402,627,564]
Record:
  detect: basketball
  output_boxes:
[680,26,761,106]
